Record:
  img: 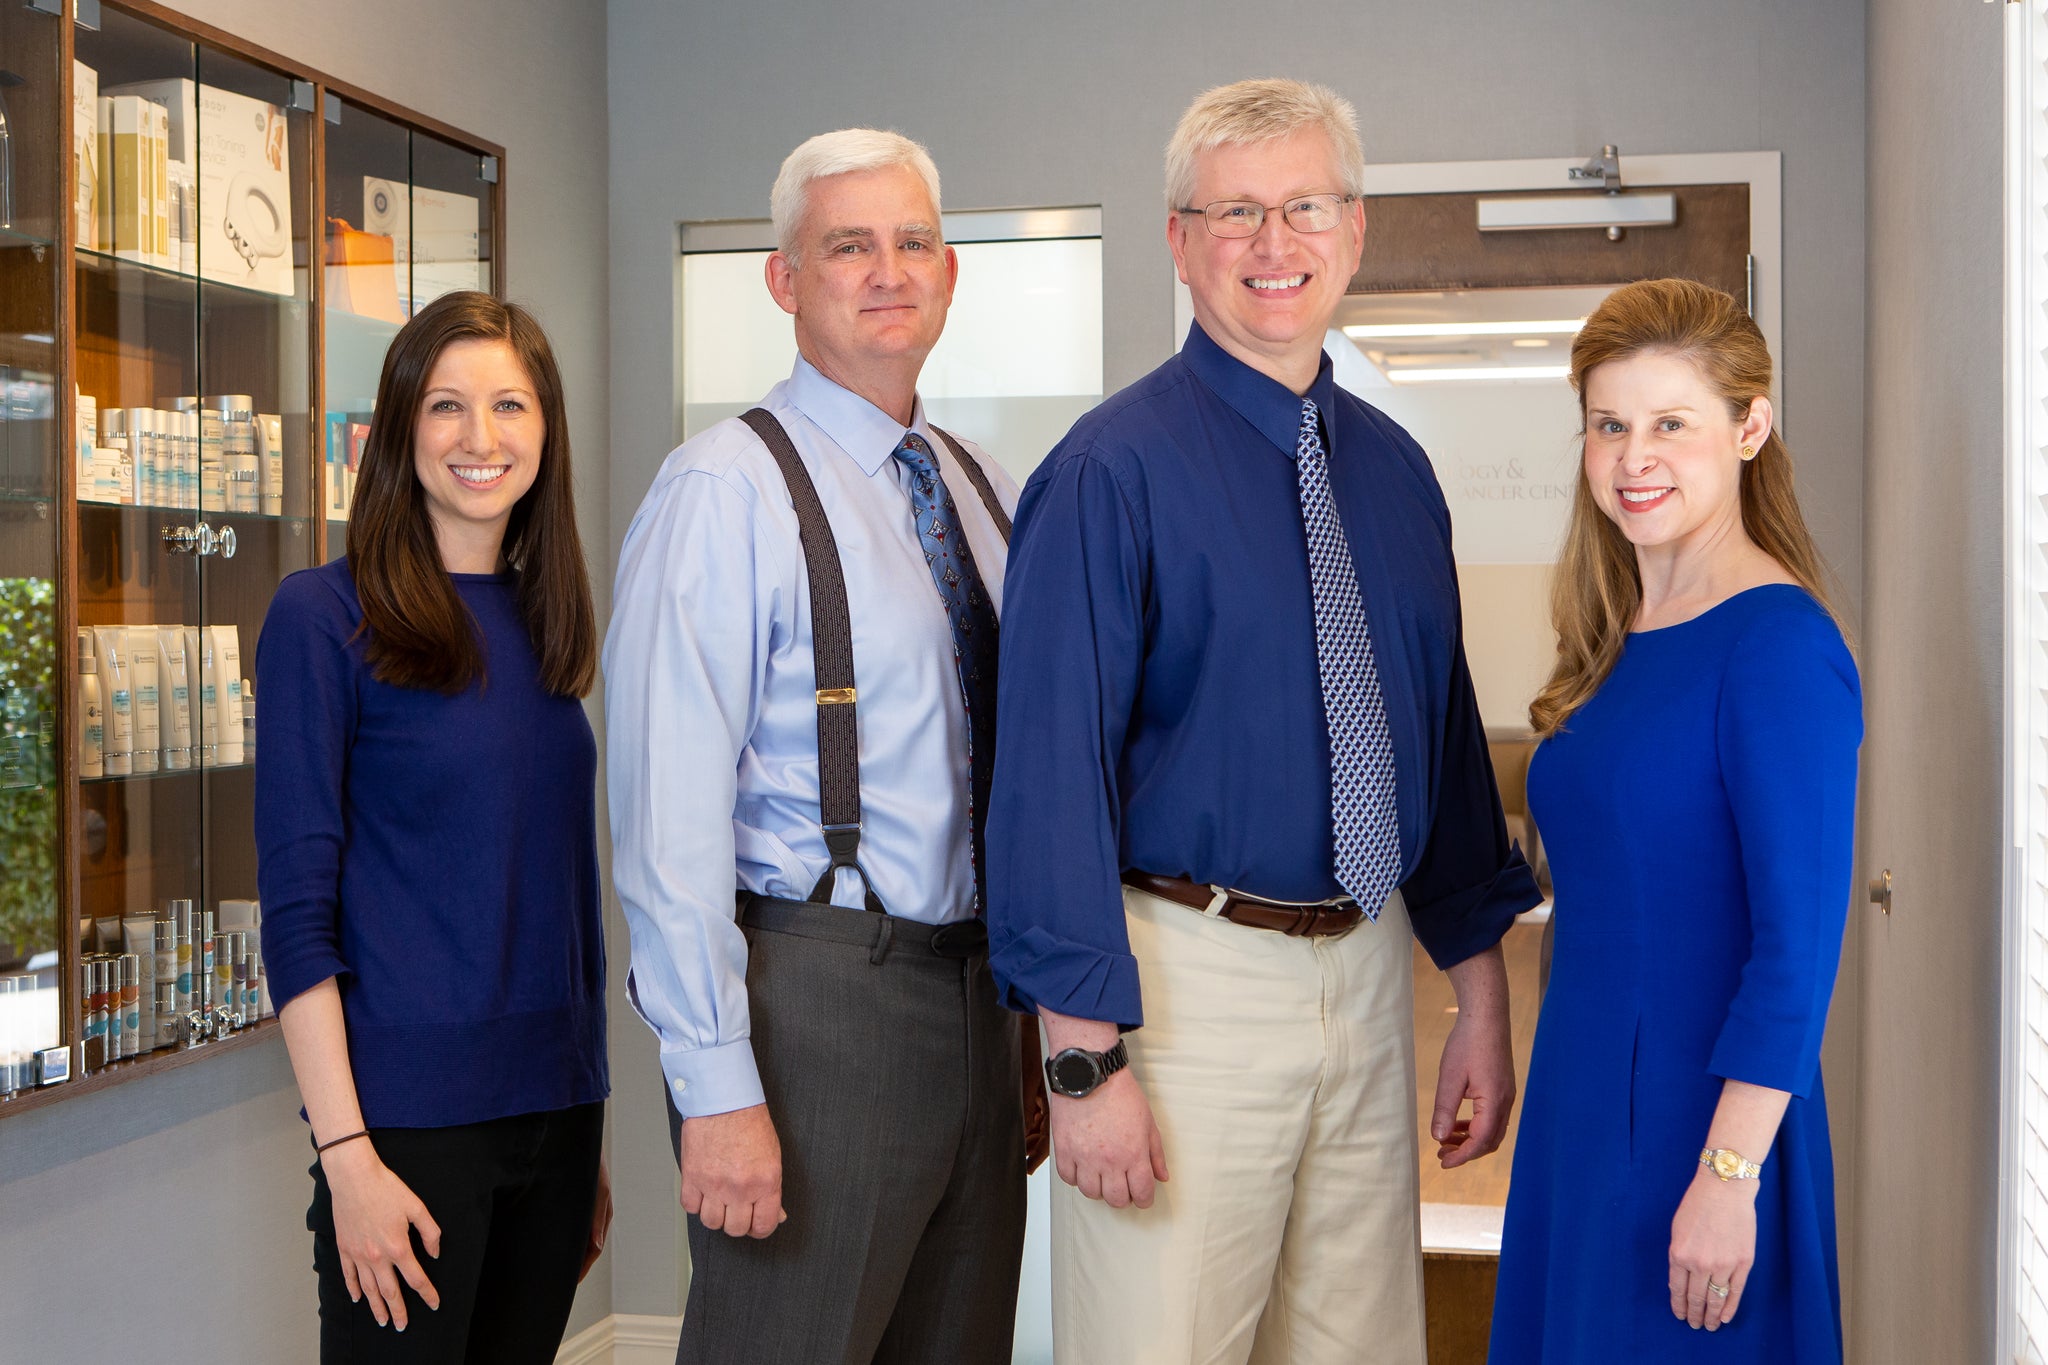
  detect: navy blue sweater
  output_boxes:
[255,560,607,1128]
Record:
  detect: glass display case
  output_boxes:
[0,0,504,1112]
[321,100,496,557]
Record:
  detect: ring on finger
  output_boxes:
[1707,1281,1729,1298]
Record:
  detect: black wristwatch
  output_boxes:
[1044,1039,1130,1099]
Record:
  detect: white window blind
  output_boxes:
[2003,4,2048,1362]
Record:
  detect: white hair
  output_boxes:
[770,128,943,264]
[1164,78,1366,213]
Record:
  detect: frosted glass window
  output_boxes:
[679,227,1102,484]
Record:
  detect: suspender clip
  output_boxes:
[816,687,856,705]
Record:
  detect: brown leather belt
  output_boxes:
[1120,871,1365,938]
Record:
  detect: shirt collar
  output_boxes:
[784,354,931,477]
[1178,320,1341,460]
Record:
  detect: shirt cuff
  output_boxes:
[263,949,350,1014]
[990,925,1144,1031]
[660,1038,765,1119]
[1405,846,1542,971]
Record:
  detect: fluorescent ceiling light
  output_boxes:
[1343,318,1585,340]
[1476,192,1676,232]
[1385,365,1571,384]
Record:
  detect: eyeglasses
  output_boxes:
[1176,193,1357,238]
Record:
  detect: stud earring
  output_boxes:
[1740,444,1756,461]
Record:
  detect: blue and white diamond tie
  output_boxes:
[894,432,1001,914]
[1294,397,1401,920]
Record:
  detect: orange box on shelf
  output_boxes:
[324,218,405,323]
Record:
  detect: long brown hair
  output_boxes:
[1528,278,1841,738]
[345,291,596,697]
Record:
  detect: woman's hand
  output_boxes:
[1668,1166,1757,1331]
[321,1137,443,1331]
[581,1156,614,1282]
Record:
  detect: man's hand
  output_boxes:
[677,1103,787,1238]
[1049,1071,1169,1207]
[1040,1007,1168,1208]
[1021,1016,1051,1175]
[1432,943,1516,1169]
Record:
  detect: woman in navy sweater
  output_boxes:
[257,291,609,1363]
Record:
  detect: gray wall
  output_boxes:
[603,0,1870,1323]
[0,0,614,1355]
[1851,2,2006,1361]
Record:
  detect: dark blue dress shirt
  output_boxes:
[986,322,1540,1029]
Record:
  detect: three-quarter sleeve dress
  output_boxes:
[1489,584,1861,1365]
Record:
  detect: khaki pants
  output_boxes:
[1051,884,1425,1365]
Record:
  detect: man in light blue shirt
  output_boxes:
[605,128,1042,1364]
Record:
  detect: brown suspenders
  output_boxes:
[737,408,1011,915]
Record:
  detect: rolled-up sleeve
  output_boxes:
[1401,621,1542,970]
[1707,610,1862,1097]
[254,572,357,1010]
[987,452,1148,1029]
[604,466,771,1118]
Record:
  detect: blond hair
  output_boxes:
[770,128,941,264]
[1529,278,1844,738]
[1164,78,1365,212]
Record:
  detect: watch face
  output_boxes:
[1712,1150,1743,1179]
[1049,1051,1100,1096]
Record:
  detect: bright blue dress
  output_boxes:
[1489,585,1860,1365]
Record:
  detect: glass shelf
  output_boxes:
[77,248,309,311]
[0,226,55,252]
[81,759,250,786]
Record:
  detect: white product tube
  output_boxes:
[259,413,283,516]
[208,624,244,766]
[156,625,192,769]
[94,625,133,776]
[126,624,159,773]
[186,626,216,763]
[77,630,103,779]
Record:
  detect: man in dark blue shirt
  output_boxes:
[987,78,1541,1363]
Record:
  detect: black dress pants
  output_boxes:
[667,898,1027,1365]
[309,1101,604,1365]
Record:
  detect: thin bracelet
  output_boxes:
[315,1129,370,1155]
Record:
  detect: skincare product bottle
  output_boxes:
[126,625,159,773]
[120,921,154,1051]
[207,624,243,765]
[118,954,141,1058]
[80,960,104,1072]
[169,898,193,1034]
[197,403,224,512]
[77,631,103,780]
[259,413,284,515]
[101,956,124,1061]
[93,626,133,777]
[242,679,255,761]
[157,625,191,769]
[213,932,235,1028]
[152,915,176,1050]
[197,910,215,1020]
[211,397,257,514]
[186,626,215,764]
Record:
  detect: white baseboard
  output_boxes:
[555,1313,684,1365]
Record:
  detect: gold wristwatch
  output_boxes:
[1698,1147,1763,1181]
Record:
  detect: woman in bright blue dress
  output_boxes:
[1489,278,1859,1365]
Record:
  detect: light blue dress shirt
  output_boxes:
[605,356,1019,1119]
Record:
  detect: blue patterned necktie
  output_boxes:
[1293,397,1401,919]
[894,432,1001,913]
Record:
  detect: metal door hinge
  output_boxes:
[288,80,316,114]
[480,155,500,185]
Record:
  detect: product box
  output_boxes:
[102,95,155,264]
[73,62,99,250]
[108,78,293,295]
[365,177,480,315]
[325,217,405,323]
[148,99,171,267]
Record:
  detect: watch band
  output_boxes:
[1698,1146,1763,1181]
